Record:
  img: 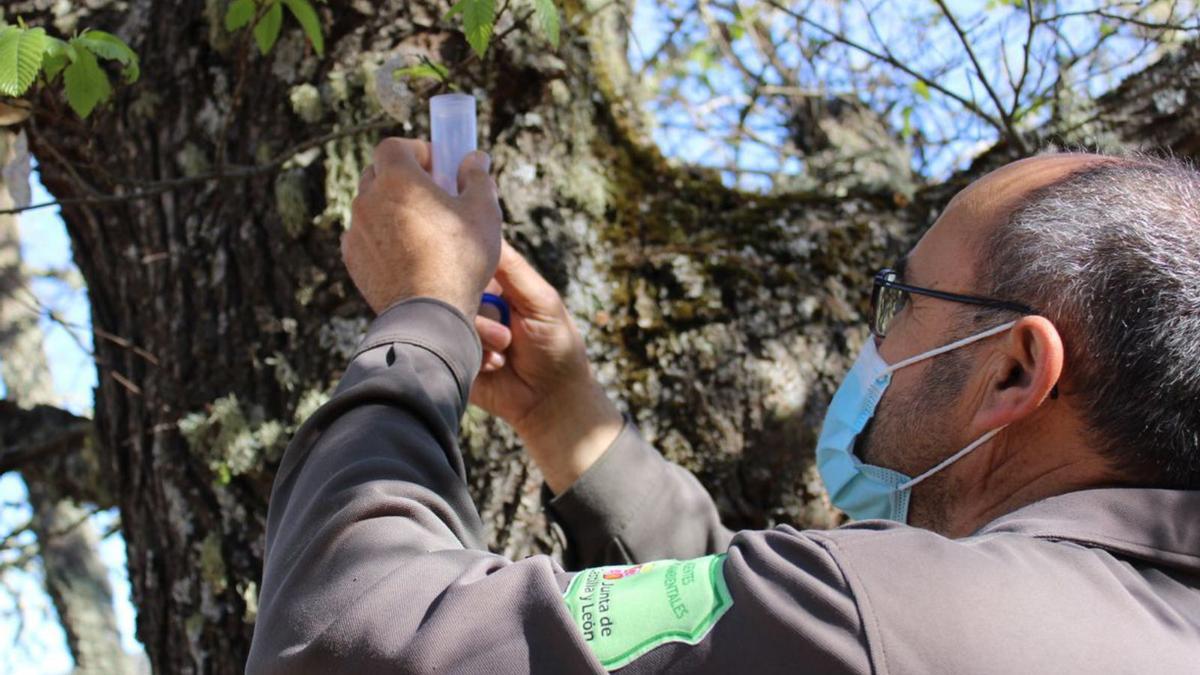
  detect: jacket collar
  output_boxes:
[975,487,1200,574]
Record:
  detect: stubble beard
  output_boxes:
[855,349,971,532]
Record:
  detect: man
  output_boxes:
[246,141,1200,673]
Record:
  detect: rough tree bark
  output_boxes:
[6,0,1200,672]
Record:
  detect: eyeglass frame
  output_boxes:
[870,268,1038,338]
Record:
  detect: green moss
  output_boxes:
[293,387,331,423]
[558,159,609,217]
[175,142,211,178]
[289,83,324,124]
[239,580,259,624]
[185,613,205,643]
[326,69,352,106]
[274,169,310,238]
[316,131,375,230]
[129,91,162,121]
[199,531,227,594]
[178,394,288,484]
[203,0,236,51]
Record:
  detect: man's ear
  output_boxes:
[972,316,1063,431]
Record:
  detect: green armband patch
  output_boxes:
[563,554,733,671]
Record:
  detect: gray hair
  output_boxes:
[981,155,1200,488]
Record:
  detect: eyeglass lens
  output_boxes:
[873,272,905,337]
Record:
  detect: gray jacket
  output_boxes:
[247,299,1200,673]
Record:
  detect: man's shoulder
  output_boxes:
[809,517,1048,555]
[786,518,1200,674]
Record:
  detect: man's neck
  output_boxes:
[942,451,1117,538]
[911,422,1116,538]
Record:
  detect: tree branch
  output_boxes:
[0,401,91,476]
[933,0,1028,153]
[763,0,1012,141]
[0,114,396,215]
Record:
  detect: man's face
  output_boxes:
[854,222,979,515]
[851,154,1114,527]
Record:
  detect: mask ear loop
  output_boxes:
[884,320,1017,374]
[883,319,1018,491]
[898,425,1007,491]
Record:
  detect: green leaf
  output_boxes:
[41,37,69,80]
[62,44,111,118]
[0,26,47,97]
[393,61,449,81]
[75,30,139,83]
[225,0,255,31]
[448,0,495,58]
[912,80,931,101]
[530,0,559,48]
[900,105,914,140]
[254,1,284,55]
[282,0,324,56]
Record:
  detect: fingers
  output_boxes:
[457,151,500,220]
[481,350,506,372]
[457,150,492,193]
[493,240,562,318]
[358,163,377,194]
[374,137,432,172]
[476,314,512,353]
[476,312,511,373]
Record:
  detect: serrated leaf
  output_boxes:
[41,36,69,80]
[0,26,47,97]
[75,30,139,83]
[254,1,284,55]
[448,0,495,58]
[63,44,111,118]
[530,0,559,48]
[225,0,255,31]
[912,80,931,101]
[282,0,324,56]
[393,62,449,81]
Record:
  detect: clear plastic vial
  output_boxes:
[430,93,477,196]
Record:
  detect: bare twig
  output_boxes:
[0,115,395,215]
[933,0,1028,152]
[762,0,1011,140]
[1040,8,1200,32]
[107,371,141,396]
[1011,0,1038,118]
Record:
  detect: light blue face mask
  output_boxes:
[815,321,1016,523]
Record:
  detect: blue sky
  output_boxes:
[0,166,141,673]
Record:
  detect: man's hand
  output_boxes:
[342,138,502,318]
[471,241,623,494]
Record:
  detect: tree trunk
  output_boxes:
[10,0,1200,671]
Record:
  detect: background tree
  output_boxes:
[0,0,1198,672]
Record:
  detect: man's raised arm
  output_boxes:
[247,138,869,674]
[246,139,595,672]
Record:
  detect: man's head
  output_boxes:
[854,153,1200,536]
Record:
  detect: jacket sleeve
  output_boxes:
[546,421,735,569]
[246,298,871,675]
[246,299,598,674]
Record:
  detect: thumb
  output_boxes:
[494,240,563,320]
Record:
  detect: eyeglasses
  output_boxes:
[870,268,1037,337]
